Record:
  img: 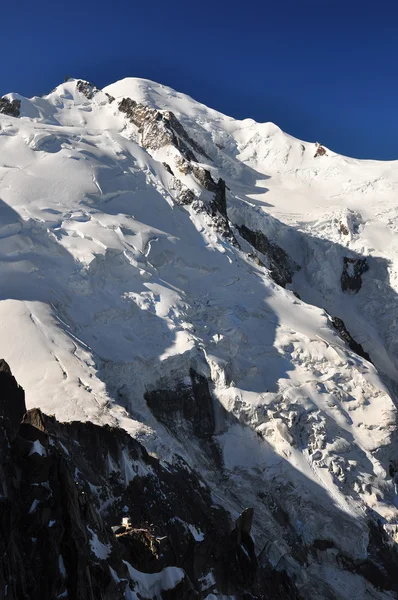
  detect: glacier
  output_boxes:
[0,76,398,598]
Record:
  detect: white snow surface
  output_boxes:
[123,561,185,598]
[29,439,47,456]
[2,77,398,598]
[87,526,111,560]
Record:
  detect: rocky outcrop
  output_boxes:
[339,222,349,235]
[74,80,113,103]
[1,402,125,598]
[314,142,327,158]
[171,177,196,205]
[191,164,218,192]
[330,315,371,362]
[117,100,235,238]
[0,358,25,437]
[163,162,174,175]
[341,256,369,292]
[118,97,209,160]
[0,97,21,117]
[237,224,299,287]
[198,176,237,241]
[211,177,227,219]
[145,368,224,467]
[76,80,100,100]
[145,368,216,440]
[174,158,235,237]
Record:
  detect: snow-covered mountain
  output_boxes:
[1,77,398,599]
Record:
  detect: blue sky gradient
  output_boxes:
[2,0,396,159]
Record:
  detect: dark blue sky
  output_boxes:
[2,0,397,159]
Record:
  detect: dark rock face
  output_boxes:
[145,369,216,441]
[211,178,227,219]
[1,400,124,598]
[341,257,369,292]
[330,316,371,362]
[191,164,218,192]
[205,177,236,241]
[339,222,349,235]
[0,358,25,437]
[186,163,226,219]
[163,162,174,175]
[118,99,236,239]
[174,159,235,238]
[334,520,398,596]
[0,97,21,117]
[172,177,196,205]
[145,368,223,467]
[314,143,326,158]
[166,111,210,160]
[222,508,258,590]
[75,80,100,100]
[118,97,209,160]
[237,224,299,287]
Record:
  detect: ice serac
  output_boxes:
[0,76,398,598]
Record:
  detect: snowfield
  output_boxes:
[2,77,398,598]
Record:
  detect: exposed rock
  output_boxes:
[75,80,101,100]
[171,176,196,205]
[176,160,221,199]
[237,224,299,287]
[330,315,371,362]
[178,188,196,205]
[161,158,197,204]
[175,156,191,174]
[0,97,21,117]
[211,177,227,218]
[235,507,254,543]
[166,110,210,160]
[174,159,235,238]
[334,520,398,595]
[145,368,217,439]
[314,142,327,158]
[341,256,369,292]
[202,174,236,241]
[145,369,227,470]
[249,252,266,267]
[339,221,349,235]
[200,176,237,241]
[118,97,209,160]
[0,357,25,438]
[191,164,218,192]
[338,209,363,238]
[163,161,174,175]
[223,508,258,589]
[105,92,115,104]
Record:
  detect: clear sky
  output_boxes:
[2,0,397,159]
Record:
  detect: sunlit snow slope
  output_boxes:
[1,77,398,599]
